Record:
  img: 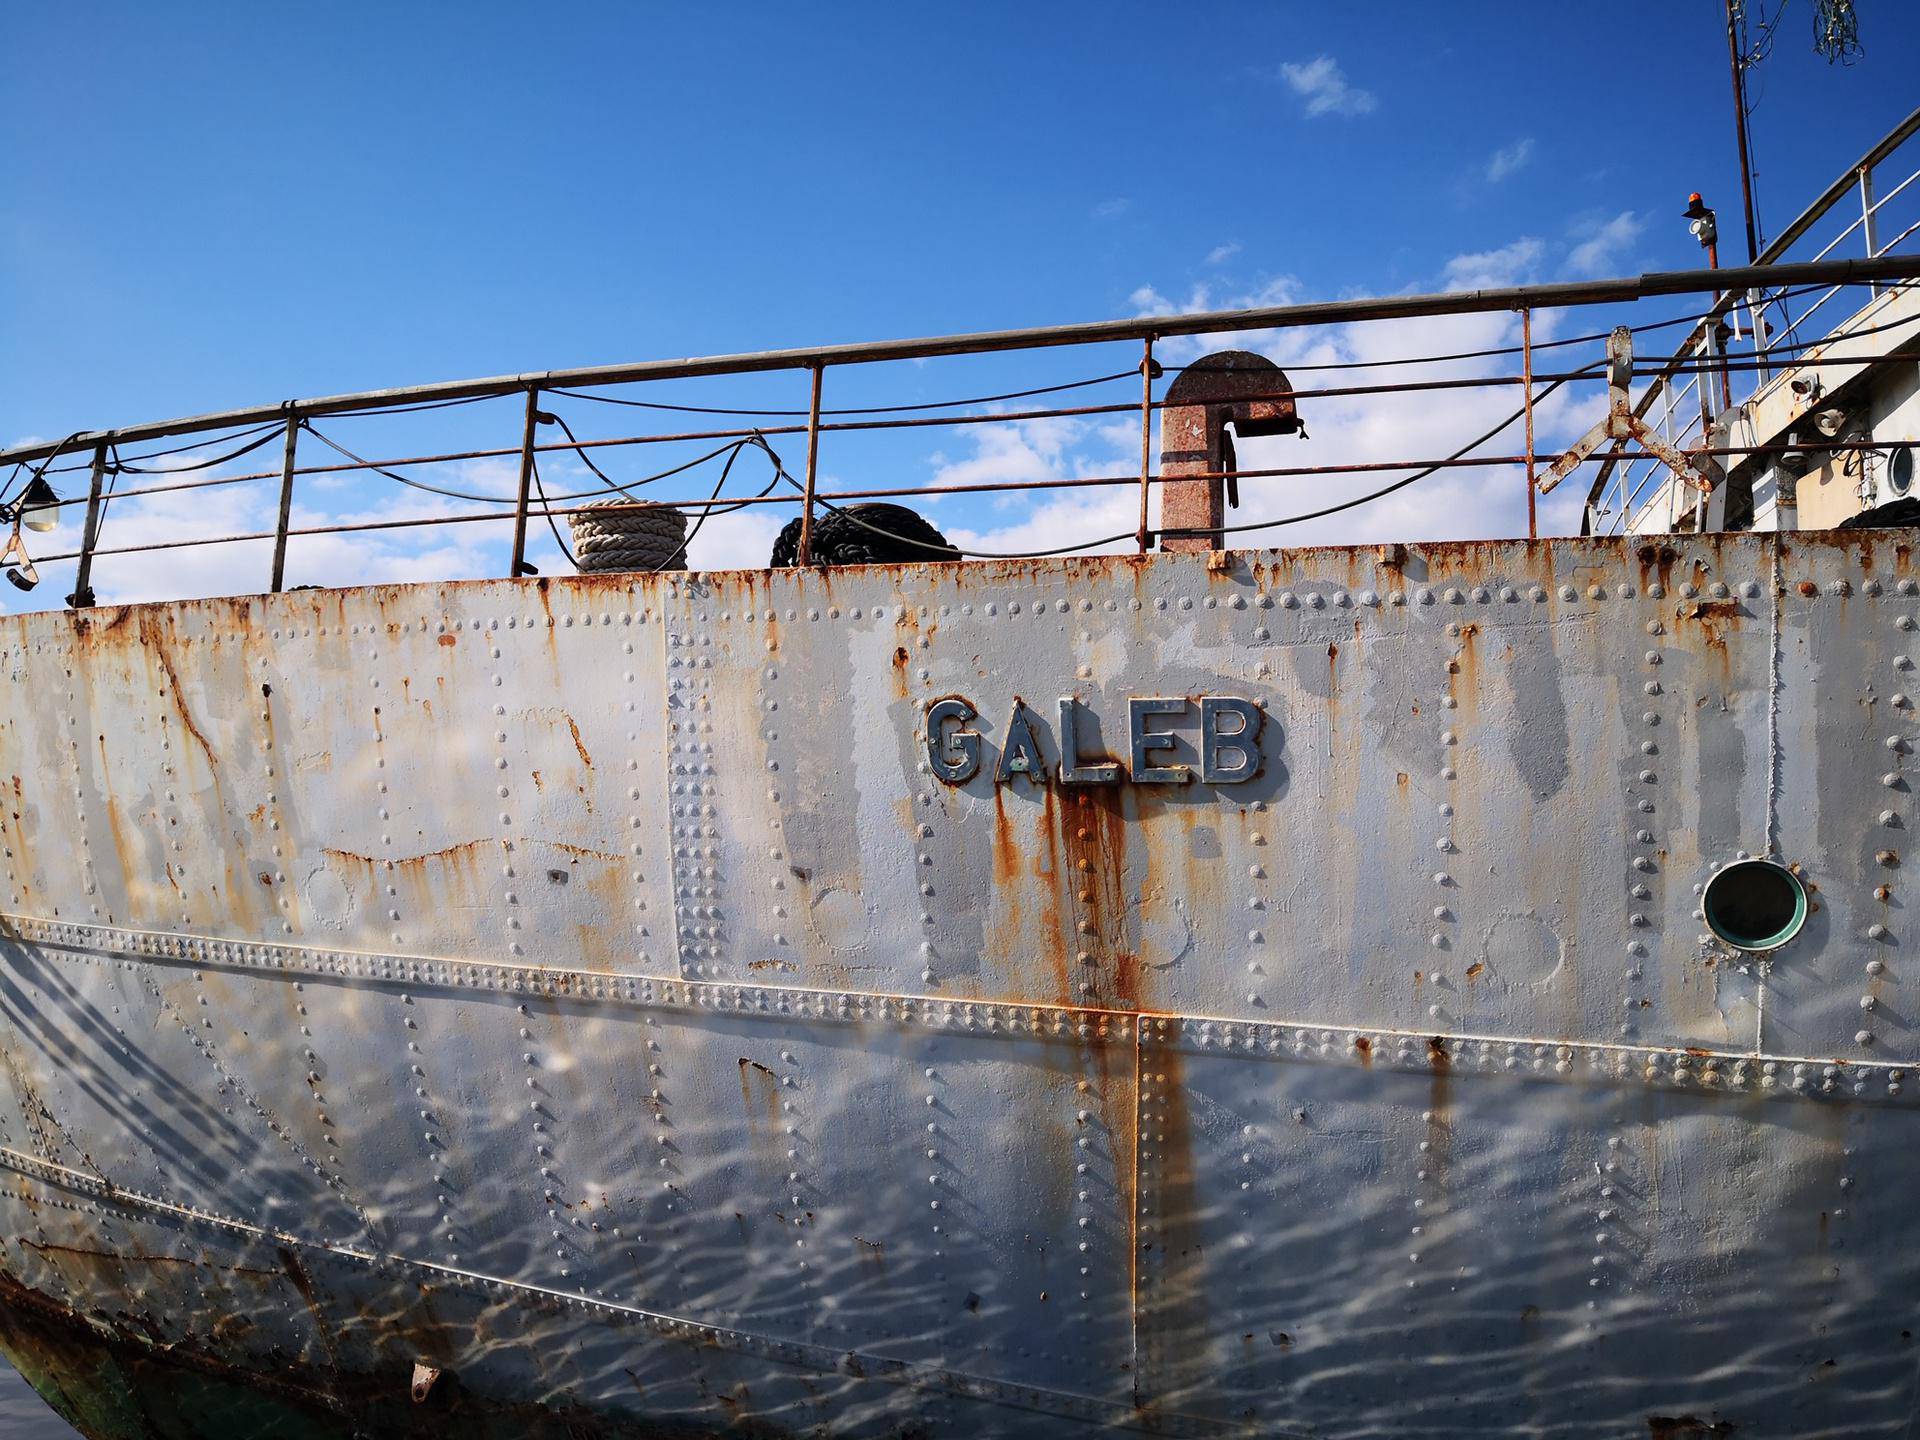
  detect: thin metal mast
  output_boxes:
[1725,0,1763,262]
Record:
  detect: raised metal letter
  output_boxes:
[996,699,1048,782]
[926,697,980,784]
[1128,697,1189,784]
[1200,696,1263,783]
[1057,697,1119,785]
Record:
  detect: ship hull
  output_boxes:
[0,535,1915,1437]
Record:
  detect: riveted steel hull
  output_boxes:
[0,534,1916,1438]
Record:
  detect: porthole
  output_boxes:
[1702,858,1808,951]
[1890,444,1913,497]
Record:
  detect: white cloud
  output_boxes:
[1442,237,1543,290]
[684,506,786,571]
[930,416,1087,494]
[1566,210,1645,276]
[935,250,1608,561]
[1205,241,1243,266]
[4,483,508,612]
[1278,56,1377,118]
[1131,277,1299,367]
[1129,285,1176,317]
[1092,197,1131,220]
[1485,138,1535,182]
[0,229,1635,617]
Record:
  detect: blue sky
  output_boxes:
[3,2,1916,607]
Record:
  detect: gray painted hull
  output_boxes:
[0,533,1913,1437]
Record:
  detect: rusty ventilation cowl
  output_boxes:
[1157,349,1300,553]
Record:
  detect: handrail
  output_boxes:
[1583,106,1920,534]
[1754,105,1920,267]
[2,256,1916,470]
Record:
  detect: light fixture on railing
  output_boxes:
[1684,193,1720,258]
[0,468,59,591]
[17,474,59,533]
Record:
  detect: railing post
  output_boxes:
[1859,164,1881,295]
[68,444,109,608]
[509,385,540,578]
[270,414,300,593]
[1136,336,1157,553]
[1520,310,1536,541]
[797,364,824,566]
[1746,288,1770,390]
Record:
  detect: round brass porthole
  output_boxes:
[1702,858,1808,952]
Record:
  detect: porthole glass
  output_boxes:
[1702,858,1807,951]
[1890,444,1913,497]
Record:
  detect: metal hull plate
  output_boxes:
[0,534,1915,1436]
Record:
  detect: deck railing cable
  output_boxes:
[4,252,1920,596]
[1586,106,1920,535]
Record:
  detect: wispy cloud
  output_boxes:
[684,506,786,571]
[1277,56,1376,118]
[1566,209,1645,276]
[1443,237,1543,290]
[1205,241,1242,266]
[942,247,1602,560]
[1129,284,1178,318]
[1485,137,1535,182]
[1092,197,1131,220]
[930,416,1087,494]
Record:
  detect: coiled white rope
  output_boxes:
[567,501,689,573]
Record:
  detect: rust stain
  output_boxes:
[1676,598,1742,671]
[1326,642,1339,732]
[436,633,456,647]
[97,737,142,904]
[990,788,1019,888]
[1453,622,1481,722]
[275,1244,342,1371]
[851,1235,887,1278]
[1636,543,1680,595]
[324,837,618,868]
[1137,1035,1208,1409]
[1425,1036,1452,1189]
[135,613,218,771]
[1063,786,1140,1013]
[563,714,593,769]
[737,1058,782,1144]
[22,1240,278,1279]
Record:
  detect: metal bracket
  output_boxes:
[1539,328,1715,496]
[0,519,38,593]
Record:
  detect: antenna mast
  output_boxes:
[1724,0,1763,262]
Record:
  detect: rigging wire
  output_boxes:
[13,278,1885,489]
[546,371,1141,418]
[300,420,762,505]
[650,436,751,572]
[38,420,286,476]
[541,410,627,494]
[790,363,1604,560]
[1180,368,1602,542]
[527,451,578,570]
[0,431,83,509]
[107,425,284,475]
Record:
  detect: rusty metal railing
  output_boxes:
[1585,106,1920,536]
[3,254,1919,606]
